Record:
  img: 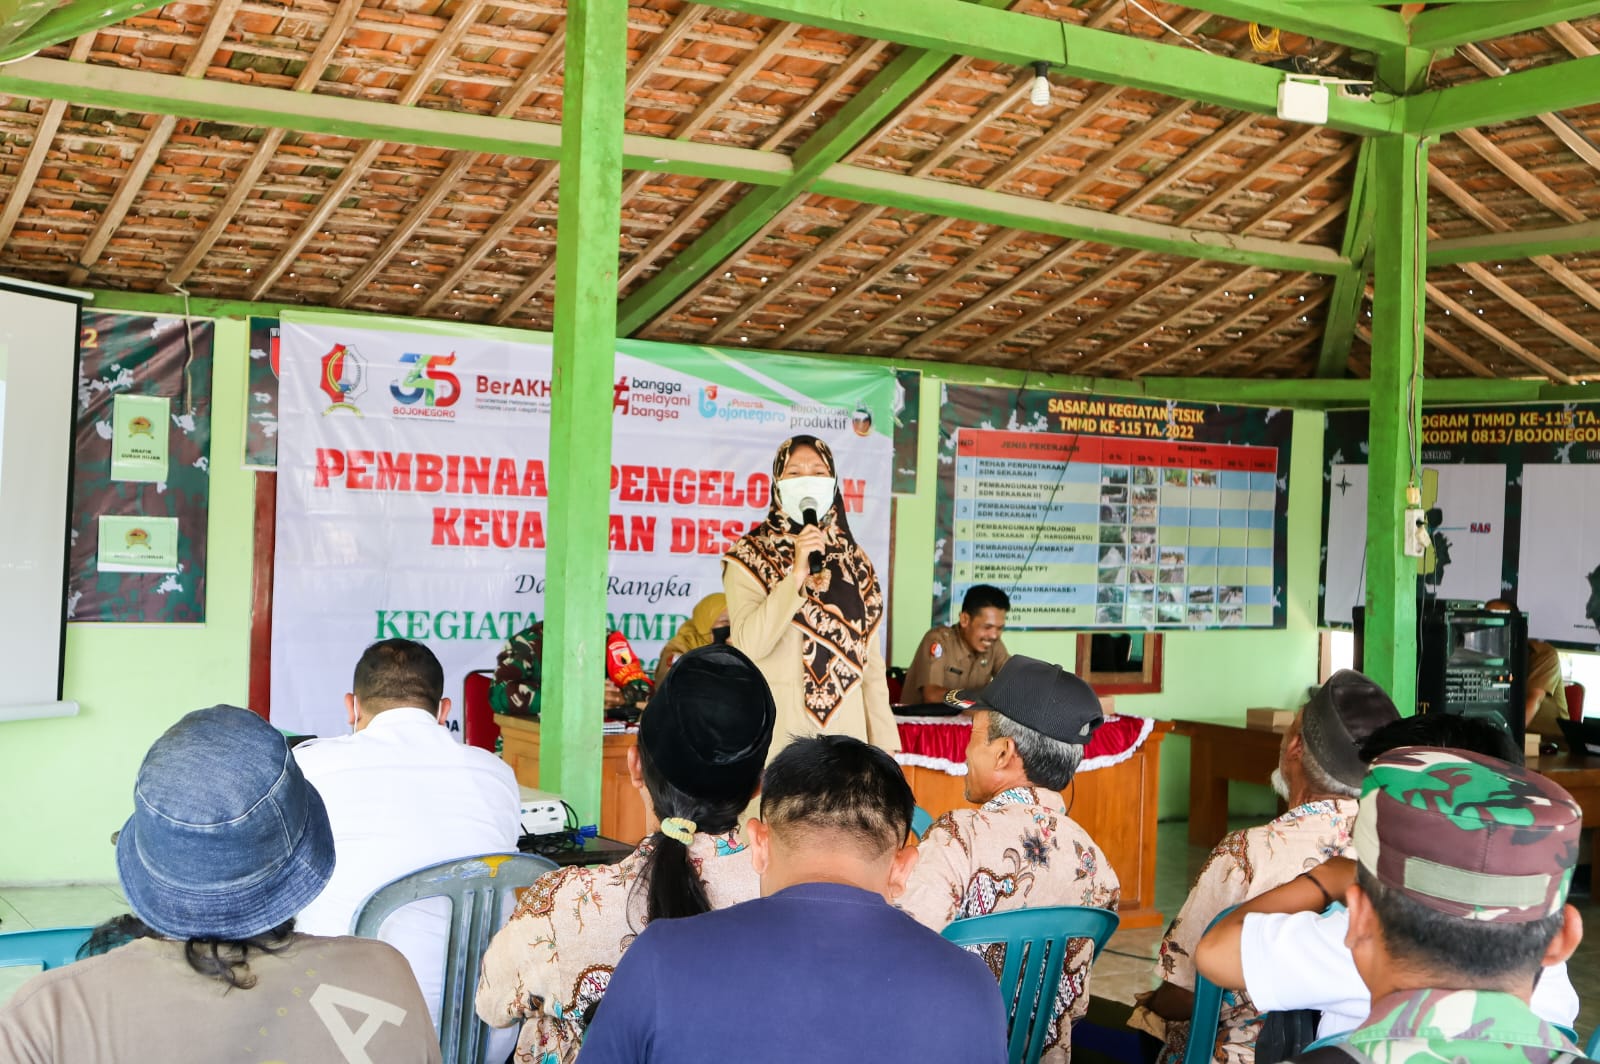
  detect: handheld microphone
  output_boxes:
[800,496,823,575]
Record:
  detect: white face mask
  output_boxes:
[775,476,836,524]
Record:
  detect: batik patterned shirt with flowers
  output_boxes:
[898,785,1120,1063]
[475,831,758,1064]
[1127,798,1358,1064]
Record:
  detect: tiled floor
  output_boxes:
[4,824,1600,1036]
[0,883,127,1004]
[1095,818,1600,1038]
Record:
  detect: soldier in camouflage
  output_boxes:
[1293,746,1586,1064]
[489,622,649,718]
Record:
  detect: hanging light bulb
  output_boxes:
[1029,61,1051,107]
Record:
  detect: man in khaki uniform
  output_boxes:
[903,584,1011,704]
[1525,639,1567,740]
[900,655,1118,1063]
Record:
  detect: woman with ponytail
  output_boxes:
[476,643,775,1063]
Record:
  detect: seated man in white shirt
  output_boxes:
[1194,712,1579,1050]
[293,638,522,1052]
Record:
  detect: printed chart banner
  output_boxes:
[1322,404,1600,649]
[272,321,895,738]
[935,385,1293,630]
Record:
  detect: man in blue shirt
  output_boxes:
[577,735,1008,1064]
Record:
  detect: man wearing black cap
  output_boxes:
[477,643,775,1064]
[899,655,1119,1064]
[1129,670,1399,1064]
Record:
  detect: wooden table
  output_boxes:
[901,719,1173,929]
[1529,753,1600,871]
[1171,719,1284,847]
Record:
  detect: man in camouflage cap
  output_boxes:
[1294,746,1585,1063]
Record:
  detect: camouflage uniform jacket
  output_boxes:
[899,785,1120,1064]
[1130,798,1359,1064]
[475,832,758,1063]
[1330,988,1583,1064]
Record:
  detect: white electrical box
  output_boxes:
[1403,508,1429,557]
[1277,77,1330,125]
[519,786,567,836]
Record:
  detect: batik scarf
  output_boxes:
[724,435,884,725]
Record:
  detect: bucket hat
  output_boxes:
[116,705,336,940]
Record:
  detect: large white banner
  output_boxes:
[271,317,895,738]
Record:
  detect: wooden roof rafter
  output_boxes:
[692,38,1044,347]
[480,4,774,327]
[161,1,366,289]
[66,0,245,287]
[0,32,92,250]
[943,116,1348,368]
[975,251,1198,366]
[1072,263,1265,374]
[243,0,497,302]
[1425,163,1600,337]
[1240,329,1321,379]
[1157,275,1327,377]
[1424,281,1576,383]
[926,110,1273,362]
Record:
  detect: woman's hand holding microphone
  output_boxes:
[791,524,826,587]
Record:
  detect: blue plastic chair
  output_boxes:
[1579,1025,1596,1057]
[911,805,934,838]
[0,926,95,973]
[941,905,1121,1064]
[353,852,557,1064]
[1183,907,1238,1064]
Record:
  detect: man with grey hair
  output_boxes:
[1128,669,1399,1064]
[899,655,1118,1064]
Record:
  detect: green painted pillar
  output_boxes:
[1362,129,1426,711]
[539,0,626,822]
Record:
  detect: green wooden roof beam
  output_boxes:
[0,0,61,55]
[0,55,1358,284]
[1317,143,1376,379]
[1407,52,1600,136]
[0,57,792,186]
[1321,46,1428,380]
[1428,218,1600,266]
[704,0,1395,135]
[812,167,1349,275]
[1170,1,1407,54]
[1407,0,1600,52]
[615,0,1014,336]
[80,286,1600,410]
[0,0,164,61]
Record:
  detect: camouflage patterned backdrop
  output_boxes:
[68,311,213,622]
[934,383,1294,631]
[892,368,919,495]
[245,316,279,469]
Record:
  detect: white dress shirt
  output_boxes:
[294,706,522,1046]
[1240,907,1580,1040]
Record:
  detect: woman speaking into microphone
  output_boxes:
[722,435,898,760]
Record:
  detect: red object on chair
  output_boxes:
[1568,682,1585,722]
[462,669,500,751]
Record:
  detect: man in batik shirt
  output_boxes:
[1286,747,1584,1064]
[900,656,1119,1063]
[476,644,775,1063]
[1129,670,1398,1064]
